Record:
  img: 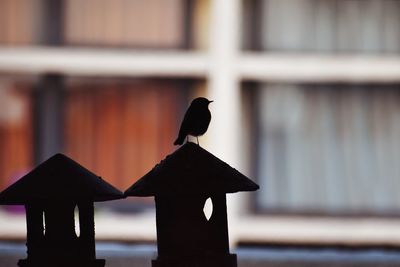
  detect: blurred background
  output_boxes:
[2,0,400,266]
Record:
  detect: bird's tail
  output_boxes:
[173,134,185,145]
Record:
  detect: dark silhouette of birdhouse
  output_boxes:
[0,154,124,267]
[125,142,259,267]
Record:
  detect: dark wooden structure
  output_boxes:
[0,153,124,267]
[125,142,259,267]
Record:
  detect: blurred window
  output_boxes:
[64,0,188,48]
[254,84,400,214]
[0,79,33,191]
[0,0,43,46]
[0,0,189,48]
[245,0,400,53]
[0,77,188,211]
[64,79,186,190]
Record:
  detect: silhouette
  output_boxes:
[125,142,259,267]
[0,154,124,267]
[174,97,213,145]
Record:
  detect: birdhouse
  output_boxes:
[125,142,259,267]
[0,154,124,267]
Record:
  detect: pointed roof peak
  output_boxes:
[125,142,259,197]
[0,153,124,205]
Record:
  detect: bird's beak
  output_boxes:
[209,100,214,103]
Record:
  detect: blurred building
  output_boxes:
[1,0,400,252]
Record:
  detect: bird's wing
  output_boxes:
[179,104,196,134]
[173,104,196,145]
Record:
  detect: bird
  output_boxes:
[174,97,213,145]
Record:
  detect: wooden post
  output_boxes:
[25,203,44,260]
[78,201,96,260]
[209,194,230,254]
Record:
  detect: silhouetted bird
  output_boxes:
[174,97,213,145]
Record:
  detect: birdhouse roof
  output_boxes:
[125,142,259,197]
[0,154,124,205]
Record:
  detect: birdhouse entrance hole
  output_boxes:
[74,205,80,237]
[203,197,213,221]
[42,211,46,235]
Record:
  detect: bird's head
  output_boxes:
[191,97,213,107]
